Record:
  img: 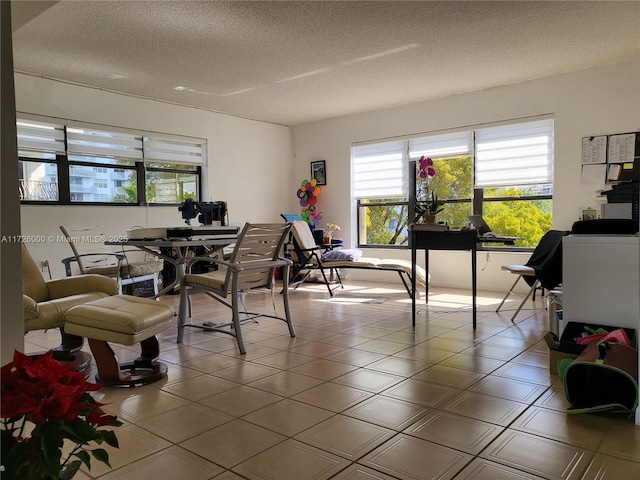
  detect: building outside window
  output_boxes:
[353,116,554,248]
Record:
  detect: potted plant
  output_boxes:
[415,156,444,223]
[1,350,121,480]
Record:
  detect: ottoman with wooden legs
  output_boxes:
[64,295,175,387]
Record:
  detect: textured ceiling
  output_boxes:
[11,1,640,126]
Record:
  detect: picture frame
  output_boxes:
[580,207,598,221]
[310,160,327,185]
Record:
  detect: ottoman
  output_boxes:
[64,295,175,387]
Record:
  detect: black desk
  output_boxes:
[410,228,479,329]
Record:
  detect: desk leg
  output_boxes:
[411,245,416,328]
[471,248,477,330]
[176,250,188,343]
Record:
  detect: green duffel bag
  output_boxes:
[564,341,638,416]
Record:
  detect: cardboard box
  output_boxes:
[544,322,637,375]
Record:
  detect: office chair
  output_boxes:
[496,230,570,321]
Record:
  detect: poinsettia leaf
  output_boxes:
[101,429,120,448]
[59,460,82,480]
[40,423,64,476]
[91,448,112,467]
[1,437,31,480]
[67,417,101,443]
[74,449,92,468]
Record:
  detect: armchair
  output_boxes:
[22,243,117,362]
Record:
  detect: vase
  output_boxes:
[422,214,437,223]
[323,235,333,244]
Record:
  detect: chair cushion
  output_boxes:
[501,265,536,275]
[321,249,363,262]
[24,291,113,331]
[86,260,163,277]
[22,243,49,302]
[185,270,227,290]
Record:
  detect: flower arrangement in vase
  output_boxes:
[415,156,444,223]
[1,351,121,480]
[323,223,340,243]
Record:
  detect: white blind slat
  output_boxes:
[143,137,204,165]
[409,131,473,159]
[17,120,65,154]
[353,141,407,199]
[67,127,143,159]
[475,119,554,187]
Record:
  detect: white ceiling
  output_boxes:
[11,1,640,126]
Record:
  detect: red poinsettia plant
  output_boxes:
[1,351,121,480]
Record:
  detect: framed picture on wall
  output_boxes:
[580,207,598,221]
[311,160,327,185]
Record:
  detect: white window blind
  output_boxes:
[67,126,143,159]
[409,131,473,159]
[352,140,407,199]
[143,136,205,165]
[17,119,65,154]
[475,119,554,187]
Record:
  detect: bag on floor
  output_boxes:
[564,341,638,416]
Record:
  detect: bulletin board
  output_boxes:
[581,131,640,188]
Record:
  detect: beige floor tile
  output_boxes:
[252,350,316,369]
[463,343,522,361]
[288,358,359,380]
[492,362,552,386]
[480,429,593,480]
[382,378,461,408]
[107,388,191,424]
[292,382,374,412]
[211,472,248,480]
[178,353,240,373]
[328,463,400,479]
[597,422,640,462]
[289,341,348,358]
[419,337,472,353]
[79,424,172,478]
[331,368,404,393]
[242,398,334,436]
[468,375,548,403]
[210,361,281,384]
[353,339,409,355]
[180,419,286,468]
[198,385,283,417]
[232,439,349,480]
[439,352,505,374]
[533,381,571,412]
[294,415,396,461]
[441,391,528,426]
[511,406,611,450]
[247,370,324,396]
[404,411,504,455]
[99,445,224,480]
[343,395,431,431]
[412,365,485,389]
[160,374,239,400]
[364,356,431,377]
[511,349,549,368]
[580,452,640,480]
[455,458,547,479]
[392,345,455,363]
[325,349,387,367]
[360,434,472,480]
[138,403,233,443]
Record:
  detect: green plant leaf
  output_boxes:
[74,449,91,468]
[101,429,120,448]
[1,437,31,480]
[91,448,112,468]
[40,423,64,477]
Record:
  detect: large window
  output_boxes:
[17,116,205,205]
[353,117,554,248]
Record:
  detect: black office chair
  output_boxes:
[496,230,570,321]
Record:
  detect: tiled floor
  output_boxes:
[24,281,640,479]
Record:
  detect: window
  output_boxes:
[353,117,554,248]
[17,116,205,206]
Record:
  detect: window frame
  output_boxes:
[17,115,205,206]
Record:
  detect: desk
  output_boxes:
[107,236,237,341]
[410,229,478,329]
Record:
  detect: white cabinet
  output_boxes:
[562,234,640,425]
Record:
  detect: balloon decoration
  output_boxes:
[297,179,322,227]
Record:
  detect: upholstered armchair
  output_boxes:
[22,243,118,357]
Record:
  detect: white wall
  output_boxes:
[290,60,640,292]
[17,74,293,278]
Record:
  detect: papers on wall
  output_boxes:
[581,136,607,164]
[581,164,606,190]
[608,133,636,164]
